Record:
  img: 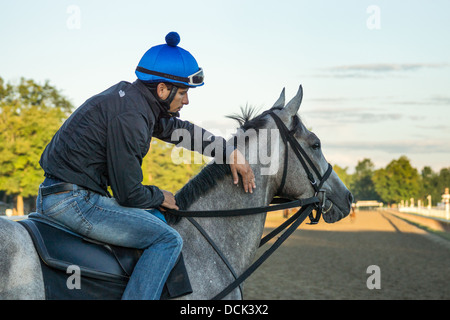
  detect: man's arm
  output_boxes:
[155,117,233,162]
[156,117,255,193]
[106,113,165,208]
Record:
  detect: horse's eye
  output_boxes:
[312,142,321,150]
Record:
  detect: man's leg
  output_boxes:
[35,185,183,299]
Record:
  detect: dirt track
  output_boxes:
[244,210,450,300]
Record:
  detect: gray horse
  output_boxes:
[0,86,353,299]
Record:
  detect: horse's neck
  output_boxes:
[178,163,274,273]
[188,162,273,210]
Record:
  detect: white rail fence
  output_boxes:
[398,206,450,221]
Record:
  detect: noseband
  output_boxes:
[269,112,333,224]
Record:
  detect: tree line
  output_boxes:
[1,77,448,214]
[334,158,450,206]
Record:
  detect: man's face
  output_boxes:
[157,83,189,113]
[169,87,189,113]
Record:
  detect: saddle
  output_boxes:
[19,216,192,300]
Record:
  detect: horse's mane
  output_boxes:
[225,105,300,132]
[174,163,231,210]
[168,106,264,222]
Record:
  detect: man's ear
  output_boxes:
[156,83,169,99]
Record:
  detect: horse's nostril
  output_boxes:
[348,192,354,205]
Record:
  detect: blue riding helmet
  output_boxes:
[136,32,204,88]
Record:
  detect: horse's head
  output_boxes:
[265,85,353,223]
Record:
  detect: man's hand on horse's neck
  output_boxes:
[229,149,256,194]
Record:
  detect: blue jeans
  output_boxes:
[33,178,183,300]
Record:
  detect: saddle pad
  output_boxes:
[19,217,192,299]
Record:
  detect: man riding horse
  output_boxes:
[34,32,255,300]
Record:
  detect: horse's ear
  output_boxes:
[271,88,285,109]
[284,85,303,116]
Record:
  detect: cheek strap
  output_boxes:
[164,86,179,105]
[157,86,180,117]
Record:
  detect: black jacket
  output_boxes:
[40,80,233,209]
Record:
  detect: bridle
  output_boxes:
[269,112,333,223]
[166,110,334,299]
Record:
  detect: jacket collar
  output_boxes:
[133,79,164,119]
[132,80,179,119]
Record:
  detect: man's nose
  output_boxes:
[183,93,189,105]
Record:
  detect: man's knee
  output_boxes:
[162,226,183,250]
[171,229,183,250]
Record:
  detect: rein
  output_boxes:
[165,111,333,300]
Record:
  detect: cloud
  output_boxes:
[416,124,450,131]
[312,63,448,79]
[328,63,447,73]
[392,95,450,106]
[325,139,449,154]
[304,107,409,123]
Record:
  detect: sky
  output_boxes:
[1,0,449,173]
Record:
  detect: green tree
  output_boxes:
[420,166,440,205]
[333,164,352,190]
[142,139,206,193]
[373,156,420,204]
[350,158,380,201]
[0,77,71,214]
[437,168,450,202]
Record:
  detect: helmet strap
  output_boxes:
[161,85,179,117]
[143,82,179,117]
[164,85,178,106]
